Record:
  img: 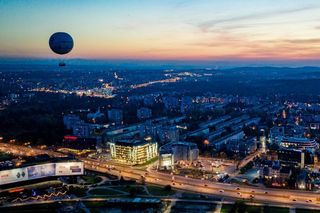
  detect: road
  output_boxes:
[238,149,263,169]
[1,143,320,209]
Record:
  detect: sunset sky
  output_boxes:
[1,0,320,61]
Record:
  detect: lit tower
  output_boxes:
[260,129,266,153]
[282,109,287,119]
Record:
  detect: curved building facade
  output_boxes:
[280,137,318,151]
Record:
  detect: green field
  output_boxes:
[81,175,103,184]
[221,204,289,213]
[296,209,320,213]
[147,185,176,196]
[89,188,125,196]
[68,186,88,197]
[264,206,289,213]
[221,204,233,213]
[246,205,263,213]
[83,201,106,208]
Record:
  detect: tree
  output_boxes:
[164,185,172,191]
[140,176,146,185]
[269,143,279,151]
[129,186,137,197]
[230,200,247,213]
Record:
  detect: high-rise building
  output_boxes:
[180,96,193,114]
[280,137,318,151]
[139,120,162,138]
[109,138,158,165]
[108,109,123,126]
[260,129,266,153]
[137,107,152,120]
[63,114,81,130]
[163,96,179,111]
[269,126,285,144]
[158,126,179,144]
[159,141,199,163]
[73,122,91,138]
[87,108,105,122]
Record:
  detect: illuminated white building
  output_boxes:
[109,138,158,165]
[159,141,199,165]
[158,153,174,170]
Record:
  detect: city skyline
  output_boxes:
[1,0,320,63]
[2,1,320,212]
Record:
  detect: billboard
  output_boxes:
[55,162,84,176]
[27,163,56,180]
[0,167,28,185]
[0,161,84,185]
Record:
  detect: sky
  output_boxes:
[1,0,320,63]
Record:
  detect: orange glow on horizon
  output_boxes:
[1,1,320,62]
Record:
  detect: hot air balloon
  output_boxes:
[49,32,74,66]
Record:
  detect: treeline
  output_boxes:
[0,92,113,146]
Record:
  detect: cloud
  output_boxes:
[280,38,320,44]
[187,32,320,61]
[262,38,320,45]
[196,6,317,32]
[216,18,319,31]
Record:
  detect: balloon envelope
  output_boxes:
[49,32,73,55]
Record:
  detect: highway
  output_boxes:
[1,143,320,209]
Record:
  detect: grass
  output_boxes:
[89,188,124,196]
[109,185,132,193]
[264,206,289,213]
[85,194,126,199]
[147,185,176,196]
[68,186,88,197]
[246,205,263,213]
[181,192,201,199]
[111,185,148,195]
[81,175,103,185]
[172,201,216,212]
[221,204,289,213]
[220,204,233,213]
[296,209,320,213]
[89,185,148,196]
[83,201,106,208]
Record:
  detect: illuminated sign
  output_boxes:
[55,162,83,176]
[64,135,78,141]
[0,161,84,185]
[27,163,55,180]
[0,167,28,185]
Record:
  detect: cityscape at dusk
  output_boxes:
[2,1,320,213]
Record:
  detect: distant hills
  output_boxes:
[1,57,320,70]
